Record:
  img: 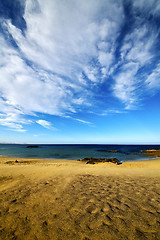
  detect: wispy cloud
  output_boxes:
[133,0,160,16]
[112,8,159,109]
[145,63,160,89]
[98,109,126,116]
[36,119,56,130]
[0,112,29,132]
[0,0,160,131]
[75,118,92,125]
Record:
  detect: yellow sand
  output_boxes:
[0,157,160,240]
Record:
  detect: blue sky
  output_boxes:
[0,0,160,144]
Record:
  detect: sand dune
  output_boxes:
[0,157,160,239]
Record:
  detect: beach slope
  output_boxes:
[0,157,160,240]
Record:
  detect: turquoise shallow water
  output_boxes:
[0,144,159,162]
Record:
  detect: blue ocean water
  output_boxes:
[0,144,159,162]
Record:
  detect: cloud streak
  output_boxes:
[36,119,56,130]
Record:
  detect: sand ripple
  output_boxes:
[0,173,160,240]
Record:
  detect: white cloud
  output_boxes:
[36,119,55,130]
[98,51,114,75]
[84,66,99,83]
[113,18,158,109]
[0,34,78,116]
[6,0,124,81]
[0,111,29,132]
[133,0,160,16]
[0,96,30,131]
[0,120,26,132]
[145,63,160,89]
[113,62,140,109]
[124,26,156,65]
[0,0,125,130]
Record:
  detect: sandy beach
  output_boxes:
[0,157,160,240]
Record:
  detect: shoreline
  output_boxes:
[0,154,159,162]
[0,156,160,239]
[0,155,160,163]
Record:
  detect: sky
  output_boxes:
[0,0,160,144]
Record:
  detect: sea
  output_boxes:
[0,144,159,162]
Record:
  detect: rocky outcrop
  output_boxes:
[142,149,160,157]
[79,157,122,165]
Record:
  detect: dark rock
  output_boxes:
[86,161,95,164]
[15,160,19,163]
[142,149,160,157]
[26,145,39,148]
[80,157,122,165]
